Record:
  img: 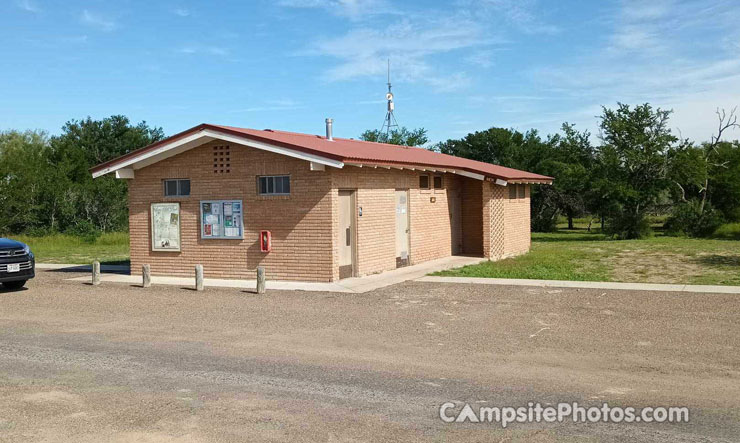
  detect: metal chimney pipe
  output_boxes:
[325,118,333,141]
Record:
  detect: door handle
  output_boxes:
[346,227,351,246]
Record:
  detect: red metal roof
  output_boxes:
[91,123,553,182]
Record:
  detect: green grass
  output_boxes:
[13,232,129,265]
[434,229,740,286]
[712,223,740,240]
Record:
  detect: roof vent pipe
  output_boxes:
[325,118,333,141]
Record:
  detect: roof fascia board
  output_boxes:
[203,130,344,169]
[92,128,344,178]
[92,131,210,178]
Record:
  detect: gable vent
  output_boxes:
[213,145,231,174]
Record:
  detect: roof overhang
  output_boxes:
[92,127,345,178]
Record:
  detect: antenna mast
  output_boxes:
[379,59,399,141]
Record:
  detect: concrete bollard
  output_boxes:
[142,264,151,288]
[195,265,204,291]
[256,266,266,294]
[92,261,101,286]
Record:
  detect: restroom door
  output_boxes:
[395,189,410,268]
[338,190,356,279]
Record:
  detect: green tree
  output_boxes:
[597,103,677,238]
[49,116,165,232]
[0,130,54,234]
[359,127,429,146]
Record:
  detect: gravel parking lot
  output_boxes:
[0,270,738,442]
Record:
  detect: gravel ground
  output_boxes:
[0,270,738,442]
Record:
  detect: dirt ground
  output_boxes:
[0,270,738,442]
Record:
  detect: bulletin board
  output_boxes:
[151,202,181,251]
[200,200,244,239]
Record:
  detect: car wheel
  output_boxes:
[2,280,26,290]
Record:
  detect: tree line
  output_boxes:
[0,116,163,237]
[365,103,740,239]
[1,104,738,240]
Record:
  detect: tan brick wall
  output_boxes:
[127,139,533,281]
[128,140,334,282]
[503,184,531,257]
[329,167,466,278]
[482,182,531,260]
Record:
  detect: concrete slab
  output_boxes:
[417,276,740,294]
[64,256,487,293]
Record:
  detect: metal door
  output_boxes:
[395,190,410,267]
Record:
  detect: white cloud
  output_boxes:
[277,0,396,19]
[177,45,229,56]
[464,50,496,68]
[174,8,191,17]
[304,16,495,91]
[17,0,39,13]
[526,0,740,142]
[80,10,117,32]
[467,0,560,34]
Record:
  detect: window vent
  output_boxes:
[213,145,231,174]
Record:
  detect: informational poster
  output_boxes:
[151,203,181,251]
[200,200,243,239]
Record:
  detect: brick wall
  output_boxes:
[503,184,531,257]
[127,139,533,282]
[329,167,467,278]
[128,140,334,282]
[482,182,531,260]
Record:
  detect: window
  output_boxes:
[419,175,430,189]
[258,175,290,195]
[200,200,243,239]
[518,184,526,199]
[163,179,190,197]
[433,175,443,189]
[509,184,517,199]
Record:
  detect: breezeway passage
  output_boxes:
[1,269,738,441]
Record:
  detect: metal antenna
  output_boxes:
[378,59,399,142]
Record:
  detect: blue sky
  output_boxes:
[2,0,740,144]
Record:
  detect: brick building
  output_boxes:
[92,122,552,282]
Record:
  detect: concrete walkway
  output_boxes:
[417,276,740,294]
[61,256,487,294]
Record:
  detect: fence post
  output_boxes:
[256,266,266,294]
[92,261,101,286]
[142,264,151,288]
[195,265,204,291]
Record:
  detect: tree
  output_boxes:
[544,124,595,230]
[47,116,165,232]
[597,103,677,238]
[359,127,429,146]
[0,131,54,234]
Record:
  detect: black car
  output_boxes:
[0,238,35,289]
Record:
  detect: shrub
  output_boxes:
[605,212,653,239]
[665,201,725,238]
[711,223,740,240]
[531,214,558,232]
[66,220,102,244]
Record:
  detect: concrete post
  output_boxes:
[256,266,266,294]
[142,264,151,288]
[195,265,204,291]
[92,261,101,286]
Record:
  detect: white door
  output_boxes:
[338,190,355,279]
[395,190,410,267]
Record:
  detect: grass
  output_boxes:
[712,223,740,240]
[434,227,740,286]
[13,232,130,265]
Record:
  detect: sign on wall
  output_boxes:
[151,203,181,251]
[201,200,244,239]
